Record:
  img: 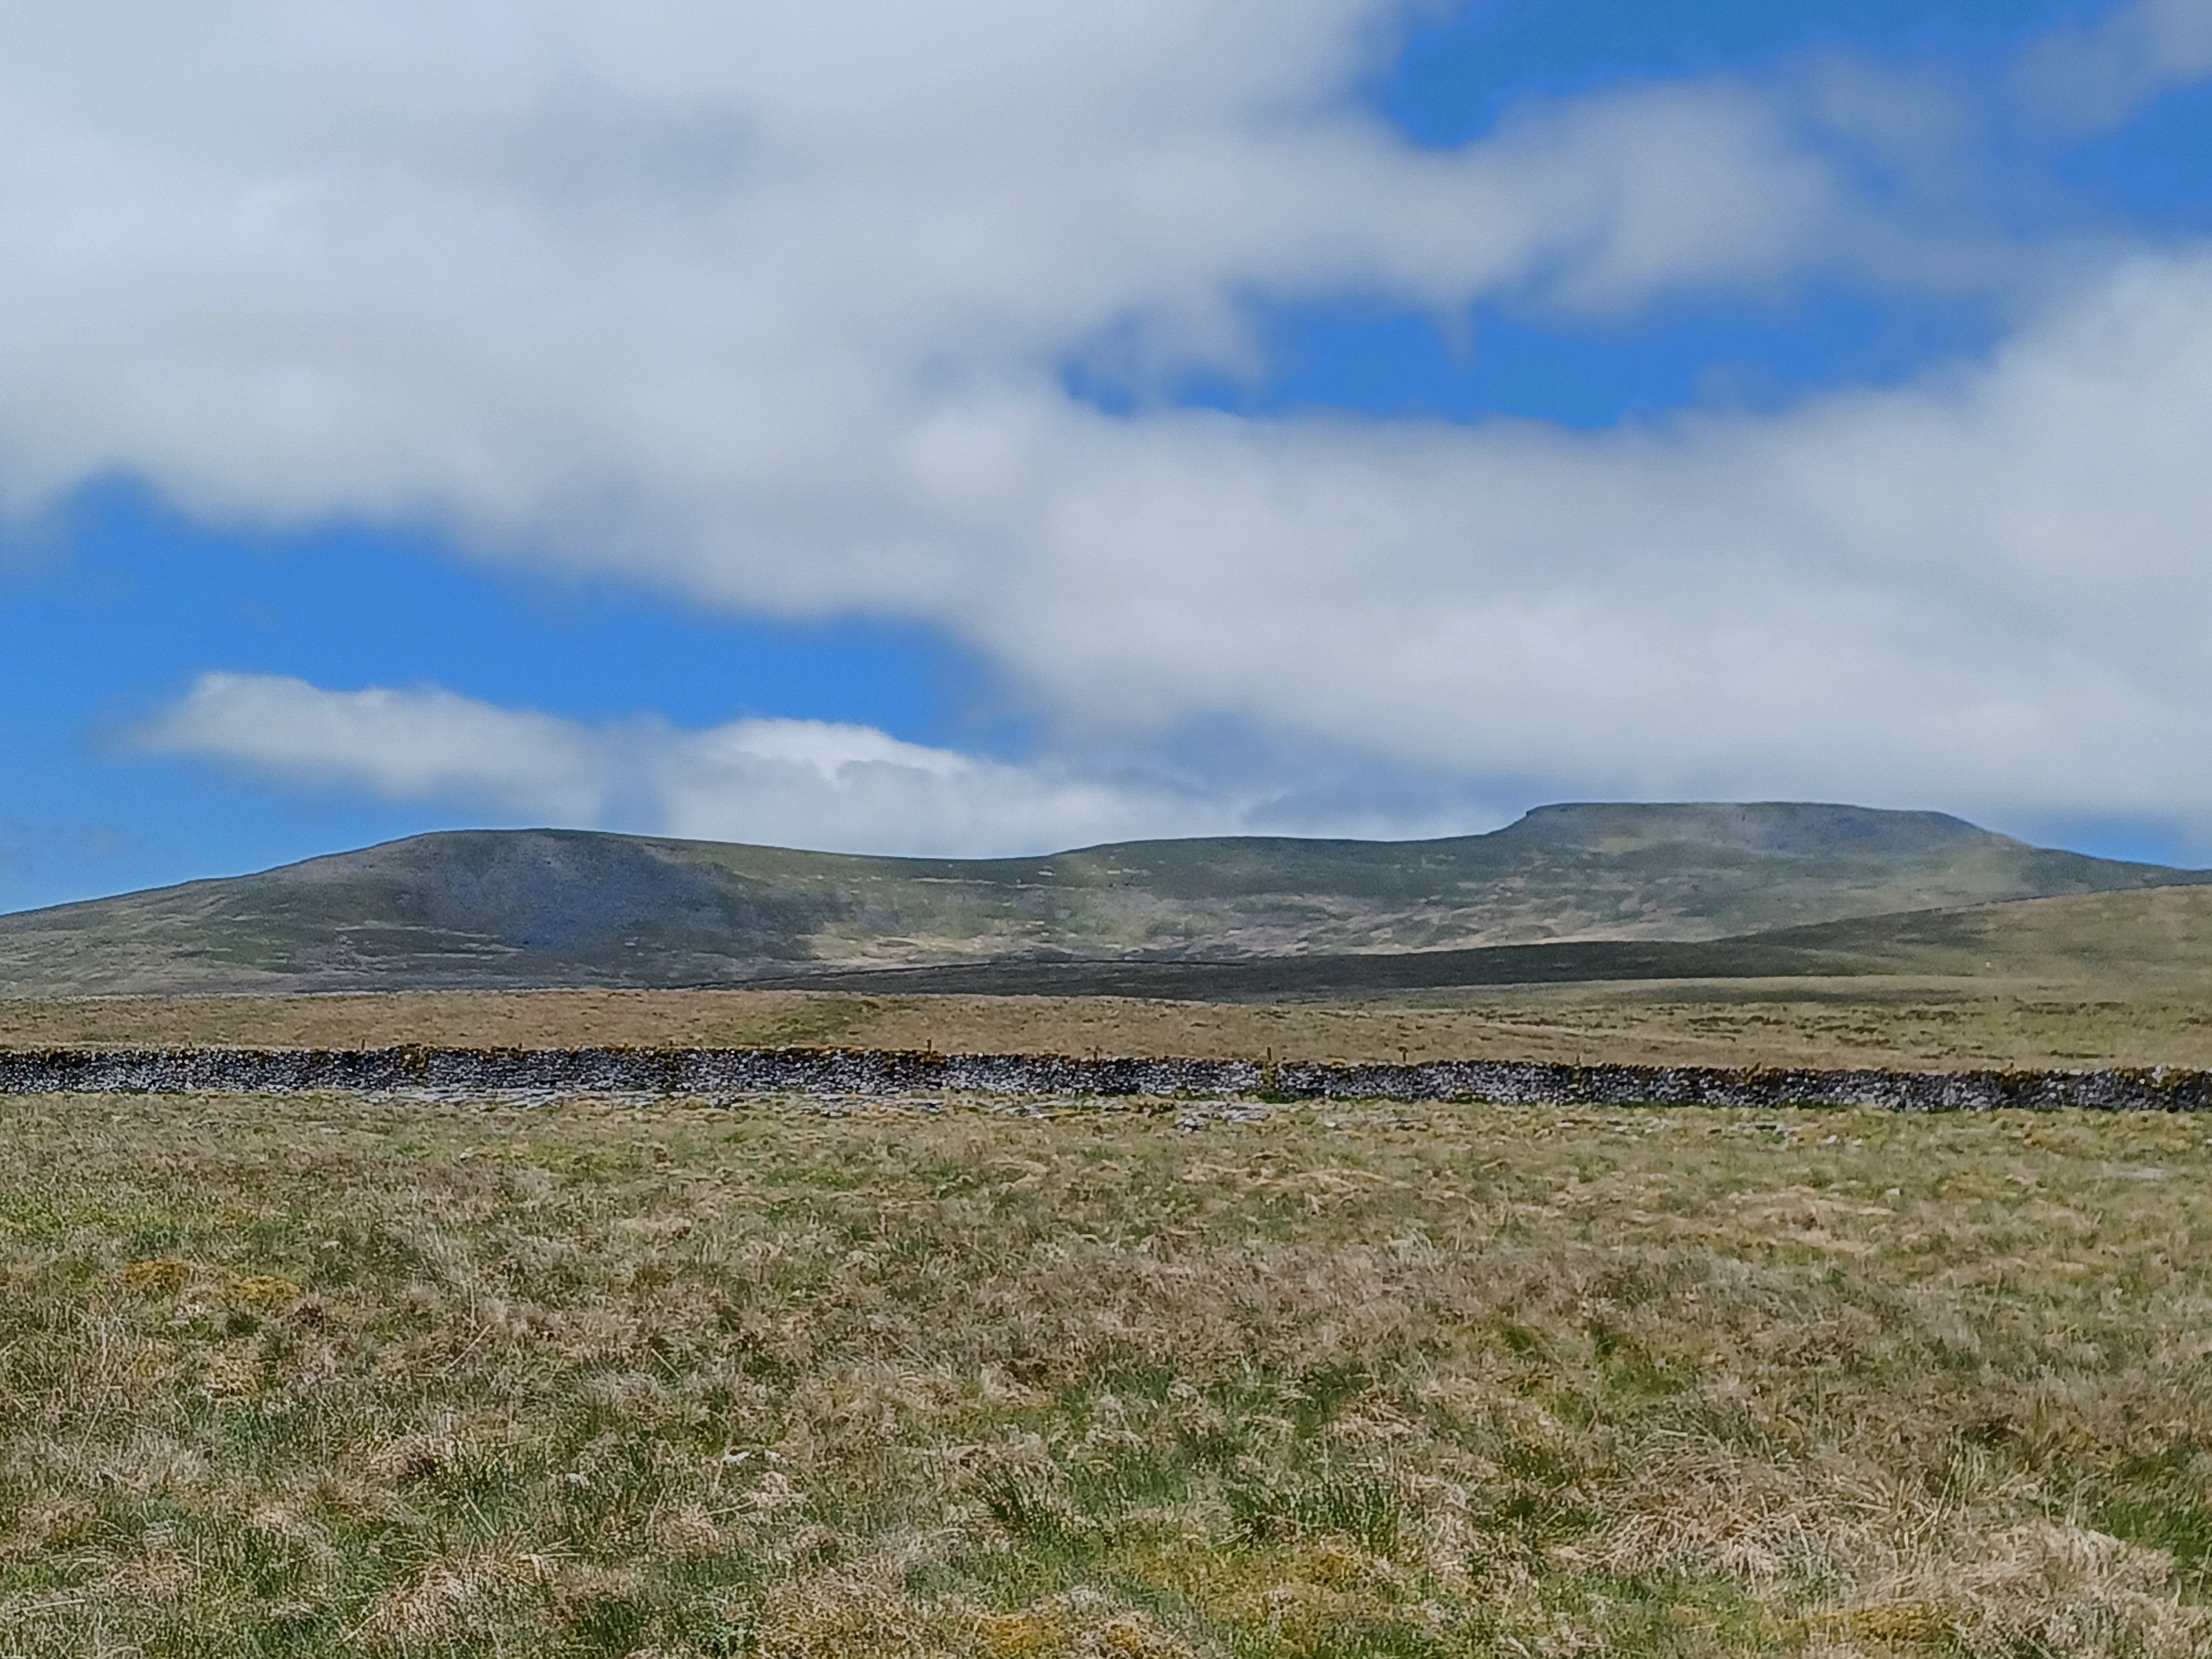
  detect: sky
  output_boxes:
[7,0,2212,911]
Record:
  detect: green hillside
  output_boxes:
[1728,881,2212,989]
[0,802,2202,995]
[773,883,2212,1001]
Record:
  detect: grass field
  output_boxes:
[2,1087,2209,1655]
[12,980,2212,1070]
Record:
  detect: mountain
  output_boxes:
[1,802,2202,997]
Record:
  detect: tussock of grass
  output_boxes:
[1,1091,2209,1654]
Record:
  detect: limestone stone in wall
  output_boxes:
[0,1046,2209,1112]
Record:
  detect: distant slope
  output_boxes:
[1719,883,2212,989]
[768,884,2212,1000]
[0,802,2203,995]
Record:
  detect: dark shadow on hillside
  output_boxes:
[752,933,1873,1000]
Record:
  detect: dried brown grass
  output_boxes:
[13,978,2212,1068]
[0,1089,2208,1655]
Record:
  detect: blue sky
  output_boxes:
[7,0,2212,910]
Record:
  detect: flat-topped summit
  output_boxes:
[1495,801,2000,857]
[0,803,2200,995]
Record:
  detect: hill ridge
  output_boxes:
[1,802,2201,996]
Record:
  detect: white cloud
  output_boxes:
[137,671,1261,856]
[0,0,1948,545]
[137,674,615,822]
[2016,0,2212,132]
[948,249,2212,828]
[12,2,2212,847]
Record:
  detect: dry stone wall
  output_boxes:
[1,1046,2209,1111]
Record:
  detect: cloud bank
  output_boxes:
[12,1,2212,849]
[139,672,1249,856]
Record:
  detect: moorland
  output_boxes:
[12,875,2212,1071]
[2,1087,2207,1656]
[8,801,2212,1656]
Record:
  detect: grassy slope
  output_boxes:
[1727,883,2212,984]
[760,882,2212,1001]
[2,1088,2207,1657]
[11,976,2212,1070]
[13,883,2212,1068]
[0,802,2203,996]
